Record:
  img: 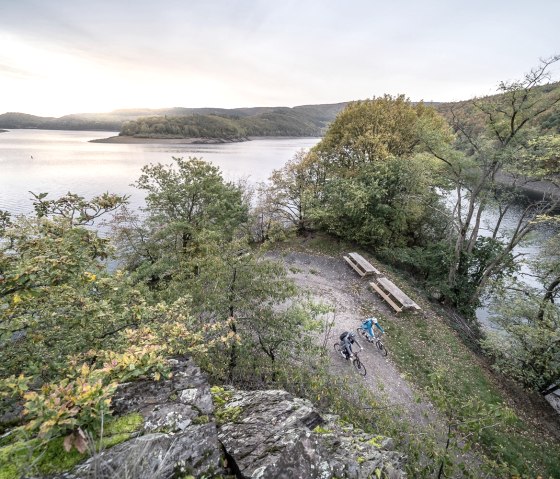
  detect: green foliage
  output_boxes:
[315,94,451,169]
[0,192,237,456]
[30,191,128,226]
[387,304,560,477]
[424,57,560,311]
[264,150,317,234]
[210,386,242,425]
[285,95,453,253]
[0,214,146,381]
[113,157,248,280]
[311,156,449,248]
[0,413,143,479]
[483,286,560,392]
[121,114,247,139]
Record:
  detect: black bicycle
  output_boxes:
[334,342,367,376]
[356,326,388,357]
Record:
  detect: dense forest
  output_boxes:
[0,103,348,135]
[1,59,560,478]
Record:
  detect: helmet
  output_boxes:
[348,332,356,340]
[372,317,378,323]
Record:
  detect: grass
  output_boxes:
[0,412,143,479]
[385,308,560,477]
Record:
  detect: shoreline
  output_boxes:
[89,135,321,144]
[89,135,249,144]
[495,172,560,201]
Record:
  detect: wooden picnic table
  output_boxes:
[370,277,421,313]
[343,252,383,277]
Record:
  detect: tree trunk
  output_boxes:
[227,267,238,382]
[537,275,560,323]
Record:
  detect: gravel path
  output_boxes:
[277,250,440,427]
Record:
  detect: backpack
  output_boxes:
[339,331,349,341]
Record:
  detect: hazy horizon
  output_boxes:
[1,0,559,117]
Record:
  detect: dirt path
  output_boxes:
[277,250,440,428]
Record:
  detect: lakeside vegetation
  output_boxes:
[1,58,560,477]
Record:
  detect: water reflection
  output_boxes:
[0,129,320,215]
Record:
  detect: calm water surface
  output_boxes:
[0,129,320,214]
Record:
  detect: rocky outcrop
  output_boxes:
[56,358,224,479]
[217,388,405,479]
[51,358,406,479]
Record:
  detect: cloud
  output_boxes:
[1,0,559,115]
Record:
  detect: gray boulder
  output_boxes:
[44,358,405,478]
[217,389,406,479]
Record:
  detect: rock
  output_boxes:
[42,357,406,479]
[217,389,406,478]
[48,357,226,479]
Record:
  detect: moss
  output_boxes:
[367,435,384,448]
[192,414,210,425]
[0,436,85,479]
[210,386,233,407]
[98,413,143,448]
[312,425,331,434]
[211,386,242,425]
[0,413,144,479]
[215,406,242,426]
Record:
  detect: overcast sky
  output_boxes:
[1,0,559,117]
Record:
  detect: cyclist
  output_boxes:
[362,317,385,342]
[340,331,363,360]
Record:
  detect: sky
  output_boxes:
[1,0,559,117]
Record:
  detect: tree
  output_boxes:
[155,233,320,384]
[308,95,451,248]
[0,196,232,452]
[314,94,450,169]
[114,157,248,285]
[265,149,318,234]
[483,231,560,393]
[423,55,560,316]
[0,204,143,381]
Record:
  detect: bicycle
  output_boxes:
[356,326,388,357]
[333,342,367,376]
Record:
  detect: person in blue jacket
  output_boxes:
[362,317,385,341]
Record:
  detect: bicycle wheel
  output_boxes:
[356,327,367,340]
[376,340,388,356]
[353,356,367,376]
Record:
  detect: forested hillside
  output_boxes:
[2,82,558,137]
[0,103,348,135]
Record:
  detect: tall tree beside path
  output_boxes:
[304,95,452,248]
[422,55,560,318]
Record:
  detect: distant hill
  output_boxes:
[0,103,349,136]
[2,82,558,138]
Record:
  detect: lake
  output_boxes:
[0,129,555,323]
[0,129,321,215]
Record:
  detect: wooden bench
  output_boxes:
[343,252,383,278]
[370,277,421,313]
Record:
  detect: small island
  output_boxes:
[89,135,246,144]
[89,107,335,143]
